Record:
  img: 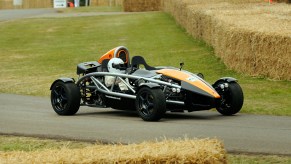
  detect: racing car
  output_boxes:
[50,46,244,121]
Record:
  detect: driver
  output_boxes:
[105,58,128,91]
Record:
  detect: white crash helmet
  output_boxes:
[107,58,126,74]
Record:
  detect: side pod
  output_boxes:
[50,78,75,90]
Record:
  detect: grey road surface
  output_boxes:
[0,8,134,22]
[0,8,56,22]
[0,93,290,155]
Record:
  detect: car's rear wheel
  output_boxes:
[216,82,244,115]
[51,81,80,115]
[135,87,166,121]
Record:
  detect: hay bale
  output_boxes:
[123,0,162,12]
[0,138,227,164]
[163,0,291,80]
[276,0,290,3]
[0,0,13,9]
[209,3,291,80]
[0,0,52,9]
[90,0,122,6]
[22,0,52,9]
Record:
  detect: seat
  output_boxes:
[131,56,156,71]
[117,50,128,66]
[98,46,130,68]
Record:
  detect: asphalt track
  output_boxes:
[0,8,55,21]
[0,93,291,155]
[0,9,291,155]
[0,8,135,22]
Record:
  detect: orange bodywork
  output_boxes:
[156,69,221,98]
[98,48,115,63]
[98,47,129,65]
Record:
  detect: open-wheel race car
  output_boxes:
[50,46,244,121]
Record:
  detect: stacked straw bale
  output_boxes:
[123,0,162,12]
[22,0,52,8]
[0,0,52,9]
[0,0,13,9]
[0,138,226,164]
[276,0,290,3]
[163,0,291,80]
[90,0,122,6]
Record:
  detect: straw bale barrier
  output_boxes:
[276,0,290,3]
[0,0,122,9]
[0,0,52,9]
[0,138,226,164]
[90,0,122,6]
[0,0,14,9]
[163,0,291,80]
[22,0,52,9]
[123,0,162,12]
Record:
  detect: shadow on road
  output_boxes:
[74,108,238,122]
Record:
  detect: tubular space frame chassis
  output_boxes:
[76,72,185,106]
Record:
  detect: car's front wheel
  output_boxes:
[216,82,244,115]
[135,87,166,121]
[51,81,80,115]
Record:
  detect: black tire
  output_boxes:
[135,87,166,121]
[216,82,244,115]
[51,81,81,115]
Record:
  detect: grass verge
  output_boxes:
[0,135,92,152]
[0,11,290,116]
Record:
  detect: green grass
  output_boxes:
[0,135,92,152]
[0,11,290,116]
